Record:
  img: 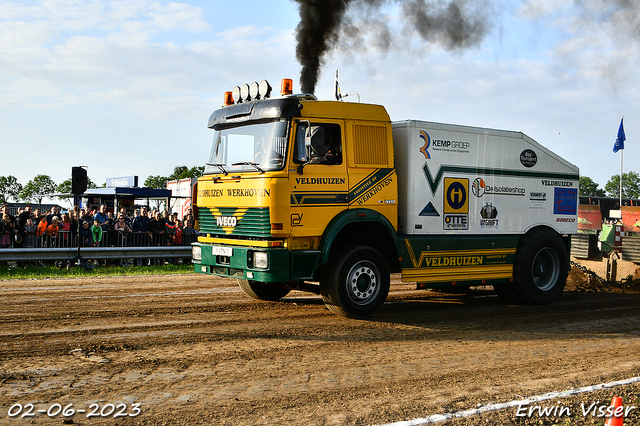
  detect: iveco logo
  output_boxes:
[216,216,237,227]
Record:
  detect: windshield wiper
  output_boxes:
[205,163,228,176]
[232,162,265,174]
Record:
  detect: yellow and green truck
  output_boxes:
[191,79,579,318]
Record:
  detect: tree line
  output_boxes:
[0,166,204,205]
[1,168,637,205]
[579,172,640,199]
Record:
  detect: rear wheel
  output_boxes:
[320,245,390,318]
[497,228,568,304]
[237,279,291,301]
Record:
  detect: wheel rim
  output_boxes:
[345,261,380,306]
[531,247,560,291]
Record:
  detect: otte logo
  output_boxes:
[419,130,431,159]
[444,177,469,230]
[216,216,237,228]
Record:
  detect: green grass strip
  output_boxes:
[0,262,195,280]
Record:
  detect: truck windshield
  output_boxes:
[204,120,289,174]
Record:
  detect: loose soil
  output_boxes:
[1,257,639,425]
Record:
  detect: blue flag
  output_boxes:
[613,117,625,153]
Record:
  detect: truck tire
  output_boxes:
[237,279,291,301]
[501,228,568,304]
[320,245,390,318]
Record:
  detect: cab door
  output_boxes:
[289,119,348,239]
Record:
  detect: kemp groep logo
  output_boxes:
[419,130,431,159]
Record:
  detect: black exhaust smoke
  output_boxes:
[294,0,351,95]
[294,0,494,95]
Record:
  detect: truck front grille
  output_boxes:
[198,207,271,238]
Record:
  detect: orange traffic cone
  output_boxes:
[604,396,624,426]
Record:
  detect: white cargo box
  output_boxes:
[392,120,579,236]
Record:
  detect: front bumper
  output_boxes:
[193,243,291,282]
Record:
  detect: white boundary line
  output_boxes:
[374,376,640,426]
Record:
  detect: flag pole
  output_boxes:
[620,115,624,209]
[620,147,623,209]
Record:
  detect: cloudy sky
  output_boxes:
[1,0,638,196]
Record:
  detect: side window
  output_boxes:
[294,122,342,165]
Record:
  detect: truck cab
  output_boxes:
[192,80,400,317]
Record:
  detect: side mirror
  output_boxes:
[295,121,311,173]
[307,126,325,157]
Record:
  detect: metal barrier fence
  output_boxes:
[0,230,197,264]
[0,246,192,263]
[17,230,198,248]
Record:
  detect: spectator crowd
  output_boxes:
[1,204,199,250]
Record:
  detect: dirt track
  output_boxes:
[1,261,640,425]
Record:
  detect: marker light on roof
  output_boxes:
[281,78,293,96]
[231,86,241,103]
[225,79,282,105]
[258,80,272,99]
[240,83,250,101]
[223,91,233,106]
[249,81,260,100]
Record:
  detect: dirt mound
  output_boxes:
[568,256,640,293]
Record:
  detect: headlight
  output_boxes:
[253,251,268,269]
[192,245,202,261]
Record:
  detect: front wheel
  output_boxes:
[499,228,569,304]
[237,279,291,301]
[320,245,390,318]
